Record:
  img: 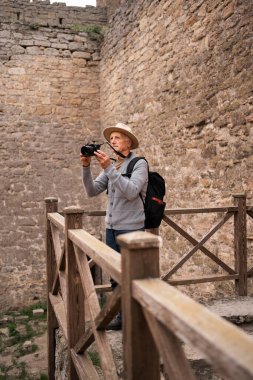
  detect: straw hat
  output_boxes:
[103,123,139,150]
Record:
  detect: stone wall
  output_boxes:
[1,0,253,310]
[1,0,107,27]
[97,0,123,19]
[0,1,107,310]
[100,0,253,299]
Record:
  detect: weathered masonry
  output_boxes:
[0,0,253,310]
[0,0,108,310]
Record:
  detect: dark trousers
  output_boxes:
[106,228,144,289]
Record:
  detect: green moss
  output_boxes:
[16,343,38,358]
[69,24,106,40]
[0,304,48,379]
[29,23,40,30]
[0,360,32,380]
[88,351,100,367]
[19,302,47,320]
[39,374,48,380]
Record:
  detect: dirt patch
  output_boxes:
[0,304,48,380]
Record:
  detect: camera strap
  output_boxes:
[106,142,127,159]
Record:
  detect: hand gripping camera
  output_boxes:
[80,143,103,157]
[80,141,126,159]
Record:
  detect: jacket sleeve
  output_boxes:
[104,159,148,201]
[82,167,108,197]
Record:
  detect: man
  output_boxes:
[80,123,148,329]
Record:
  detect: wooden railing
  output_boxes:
[45,197,253,380]
[85,194,253,296]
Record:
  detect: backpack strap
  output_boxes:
[122,156,147,206]
[122,156,147,178]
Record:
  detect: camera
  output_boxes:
[80,143,103,157]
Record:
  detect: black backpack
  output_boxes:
[124,157,166,229]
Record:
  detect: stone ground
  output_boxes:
[1,297,253,379]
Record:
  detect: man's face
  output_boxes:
[110,132,131,153]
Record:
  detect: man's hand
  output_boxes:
[80,154,91,167]
[94,150,111,169]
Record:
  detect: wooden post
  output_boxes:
[117,231,161,380]
[233,194,247,296]
[64,206,85,380]
[45,197,59,380]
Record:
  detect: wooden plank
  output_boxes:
[71,349,100,380]
[118,231,160,380]
[74,245,119,380]
[74,246,100,318]
[96,285,121,330]
[64,207,85,380]
[83,207,240,217]
[45,198,59,380]
[59,245,66,271]
[234,195,247,295]
[83,207,240,216]
[163,212,233,279]
[168,274,239,286]
[50,223,62,265]
[88,258,95,268]
[163,206,238,215]
[51,270,60,295]
[133,278,253,380]
[162,215,236,277]
[49,293,67,340]
[51,246,66,300]
[48,212,65,232]
[69,229,121,285]
[143,309,195,380]
[74,323,95,354]
[51,269,67,309]
[59,271,67,308]
[95,284,113,293]
[74,286,121,353]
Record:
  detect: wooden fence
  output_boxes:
[45,195,253,380]
[83,194,253,295]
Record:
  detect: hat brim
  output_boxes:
[103,127,139,149]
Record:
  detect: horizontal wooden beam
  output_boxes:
[163,207,238,215]
[81,205,250,217]
[48,212,65,232]
[133,278,253,380]
[95,284,112,293]
[167,274,239,286]
[68,229,121,285]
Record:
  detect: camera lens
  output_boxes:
[81,143,102,157]
[81,145,92,156]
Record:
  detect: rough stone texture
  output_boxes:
[0,1,107,311]
[0,0,107,27]
[1,0,253,310]
[97,0,124,19]
[100,0,253,299]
